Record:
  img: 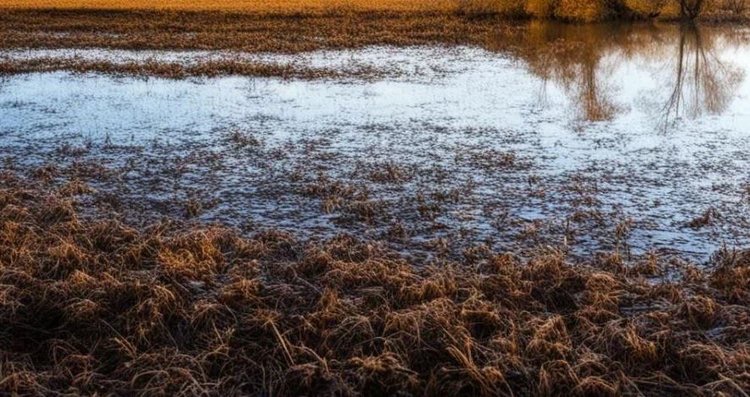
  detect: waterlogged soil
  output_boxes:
[2,23,750,263]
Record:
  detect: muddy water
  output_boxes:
[1,23,749,263]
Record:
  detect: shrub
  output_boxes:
[525,0,560,17]
[622,0,669,17]
[721,0,748,14]
[555,0,615,21]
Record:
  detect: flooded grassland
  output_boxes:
[1,14,750,396]
[2,22,750,261]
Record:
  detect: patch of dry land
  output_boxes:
[1,1,750,396]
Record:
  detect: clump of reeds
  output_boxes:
[687,207,719,228]
[0,172,749,396]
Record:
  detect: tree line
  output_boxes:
[458,0,747,21]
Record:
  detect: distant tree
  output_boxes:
[678,0,705,19]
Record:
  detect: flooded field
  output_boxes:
[4,11,750,396]
[2,23,750,262]
[2,22,749,262]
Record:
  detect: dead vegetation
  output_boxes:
[1,171,749,396]
[0,57,387,79]
[0,10,504,53]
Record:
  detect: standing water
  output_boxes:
[1,22,749,262]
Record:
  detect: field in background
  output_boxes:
[1,0,748,20]
[0,0,457,11]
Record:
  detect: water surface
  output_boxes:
[1,22,749,262]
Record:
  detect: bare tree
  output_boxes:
[678,0,705,19]
[723,0,748,15]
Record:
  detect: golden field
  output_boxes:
[1,0,747,21]
[0,0,457,11]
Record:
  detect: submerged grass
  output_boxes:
[0,57,389,79]
[1,171,749,396]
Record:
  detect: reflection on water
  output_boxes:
[491,22,747,129]
[661,24,744,129]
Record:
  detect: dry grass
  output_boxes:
[0,5,747,78]
[0,6,745,57]
[2,0,746,20]
[0,9,505,76]
[0,0,457,12]
[1,171,749,396]
[2,13,745,80]
[0,10,505,53]
[0,57,388,79]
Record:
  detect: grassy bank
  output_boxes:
[1,171,749,396]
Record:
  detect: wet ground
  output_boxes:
[1,22,749,264]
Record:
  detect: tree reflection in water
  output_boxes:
[489,21,746,130]
[661,23,744,130]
